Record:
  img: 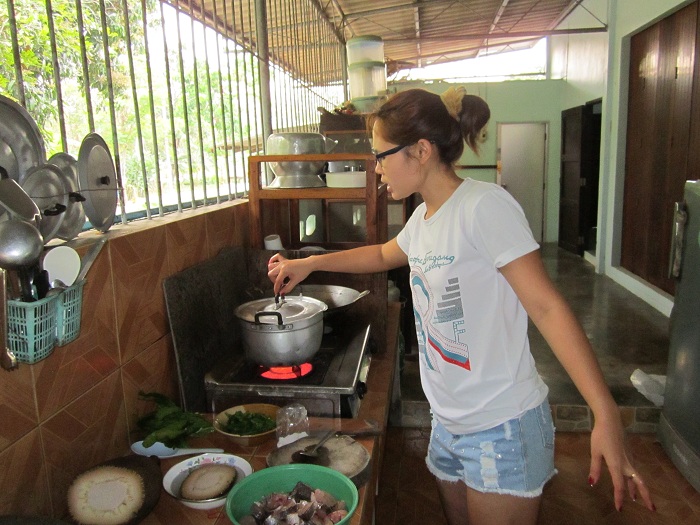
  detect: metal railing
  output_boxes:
[0,0,346,226]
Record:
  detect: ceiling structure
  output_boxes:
[174,0,608,83]
[328,0,606,75]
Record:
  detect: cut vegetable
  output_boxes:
[180,464,237,501]
[67,466,145,525]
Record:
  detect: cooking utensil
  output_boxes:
[0,220,44,302]
[42,245,81,286]
[293,284,370,317]
[130,440,224,458]
[21,163,68,243]
[0,269,19,371]
[295,430,335,461]
[75,236,107,283]
[0,165,40,221]
[77,133,118,233]
[234,295,327,367]
[0,94,46,186]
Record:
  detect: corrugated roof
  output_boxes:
[172,0,606,83]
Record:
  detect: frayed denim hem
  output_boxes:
[426,454,558,498]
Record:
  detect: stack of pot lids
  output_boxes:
[21,163,69,243]
[48,152,86,241]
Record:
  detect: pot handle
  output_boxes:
[254,311,283,325]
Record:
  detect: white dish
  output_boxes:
[325,171,366,188]
[43,245,81,286]
[162,453,253,510]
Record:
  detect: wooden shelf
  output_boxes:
[248,153,387,249]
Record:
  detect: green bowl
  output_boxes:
[226,464,358,525]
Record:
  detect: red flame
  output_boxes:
[261,363,313,380]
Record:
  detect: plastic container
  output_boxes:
[351,96,383,114]
[346,35,384,65]
[7,294,59,363]
[348,61,386,99]
[56,279,86,346]
[226,464,358,525]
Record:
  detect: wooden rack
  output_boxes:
[247,153,388,249]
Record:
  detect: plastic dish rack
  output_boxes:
[6,280,86,364]
[56,280,86,346]
[7,294,60,364]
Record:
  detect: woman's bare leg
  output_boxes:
[437,478,542,525]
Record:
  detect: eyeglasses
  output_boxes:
[373,144,408,166]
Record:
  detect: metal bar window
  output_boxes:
[0,0,345,229]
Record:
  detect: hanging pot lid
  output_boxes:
[48,152,86,241]
[234,296,327,324]
[21,163,69,243]
[77,133,117,233]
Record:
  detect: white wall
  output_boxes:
[390,79,564,241]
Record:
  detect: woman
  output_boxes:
[267,87,655,525]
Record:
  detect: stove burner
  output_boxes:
[261,363,313,380]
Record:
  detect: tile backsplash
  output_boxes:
[0,200,249,518]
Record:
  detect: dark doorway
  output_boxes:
[558,100,602,256]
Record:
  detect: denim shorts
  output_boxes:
[426,399,557,497]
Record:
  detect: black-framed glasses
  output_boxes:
[373,144,408,166]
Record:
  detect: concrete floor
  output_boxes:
[399,244,671,425]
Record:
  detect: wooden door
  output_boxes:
[621,2,697,294]
[559,102,602,256]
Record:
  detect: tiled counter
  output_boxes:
[138,302,401,525]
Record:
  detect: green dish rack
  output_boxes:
[6,279,86,364]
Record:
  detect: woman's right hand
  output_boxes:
[267,253,314,295]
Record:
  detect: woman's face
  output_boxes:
[372,121,420,200]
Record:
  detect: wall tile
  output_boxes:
[111,228,169,363]
[0,429,52,516]
[33,243,119,422]
[0,364,37,452]
[205,205,238,258]
[121,334,179,440]
[166,214,209,275]
[41,371,128,519]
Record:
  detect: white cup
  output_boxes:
[264,234,284,250]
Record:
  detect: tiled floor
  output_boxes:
[376,428,700,524]
[382,245,700,524]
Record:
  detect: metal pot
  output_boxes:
[266,132,338,188]
[234,295,328,367]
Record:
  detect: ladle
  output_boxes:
[296,430,336,460]
[0,220,44,302]
[130,440,224,458]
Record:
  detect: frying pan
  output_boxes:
[292,284,370,317]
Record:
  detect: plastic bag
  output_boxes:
[630,369,666,407]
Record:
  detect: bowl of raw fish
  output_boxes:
[225,463,358,525]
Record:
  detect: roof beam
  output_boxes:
[383,26,607,43]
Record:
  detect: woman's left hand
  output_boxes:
[588,415,655,512]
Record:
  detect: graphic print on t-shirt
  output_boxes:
[411,267,471,371]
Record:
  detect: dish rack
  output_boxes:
[7,280,86,364]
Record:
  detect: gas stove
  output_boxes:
[204,321,373,418]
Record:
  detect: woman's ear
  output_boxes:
[415,138,434,164]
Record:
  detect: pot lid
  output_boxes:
[235,296,327,324]
[21,163,69,243]
[77,132,118,233]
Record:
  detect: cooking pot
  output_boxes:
[266,132,337,188]
[234,296,328,367]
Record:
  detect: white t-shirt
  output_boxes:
[396,179,549,434]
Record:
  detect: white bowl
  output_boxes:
[162,453,253,510]
[325,171,366,188]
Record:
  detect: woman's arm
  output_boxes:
[499,250,655,512]
[267,238,408,295]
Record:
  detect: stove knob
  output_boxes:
[356,381,368,399]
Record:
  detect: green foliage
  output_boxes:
[137,391,213,448]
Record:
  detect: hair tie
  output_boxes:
[440,86,467,121]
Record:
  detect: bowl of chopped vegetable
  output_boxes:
[214,403,279,446]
